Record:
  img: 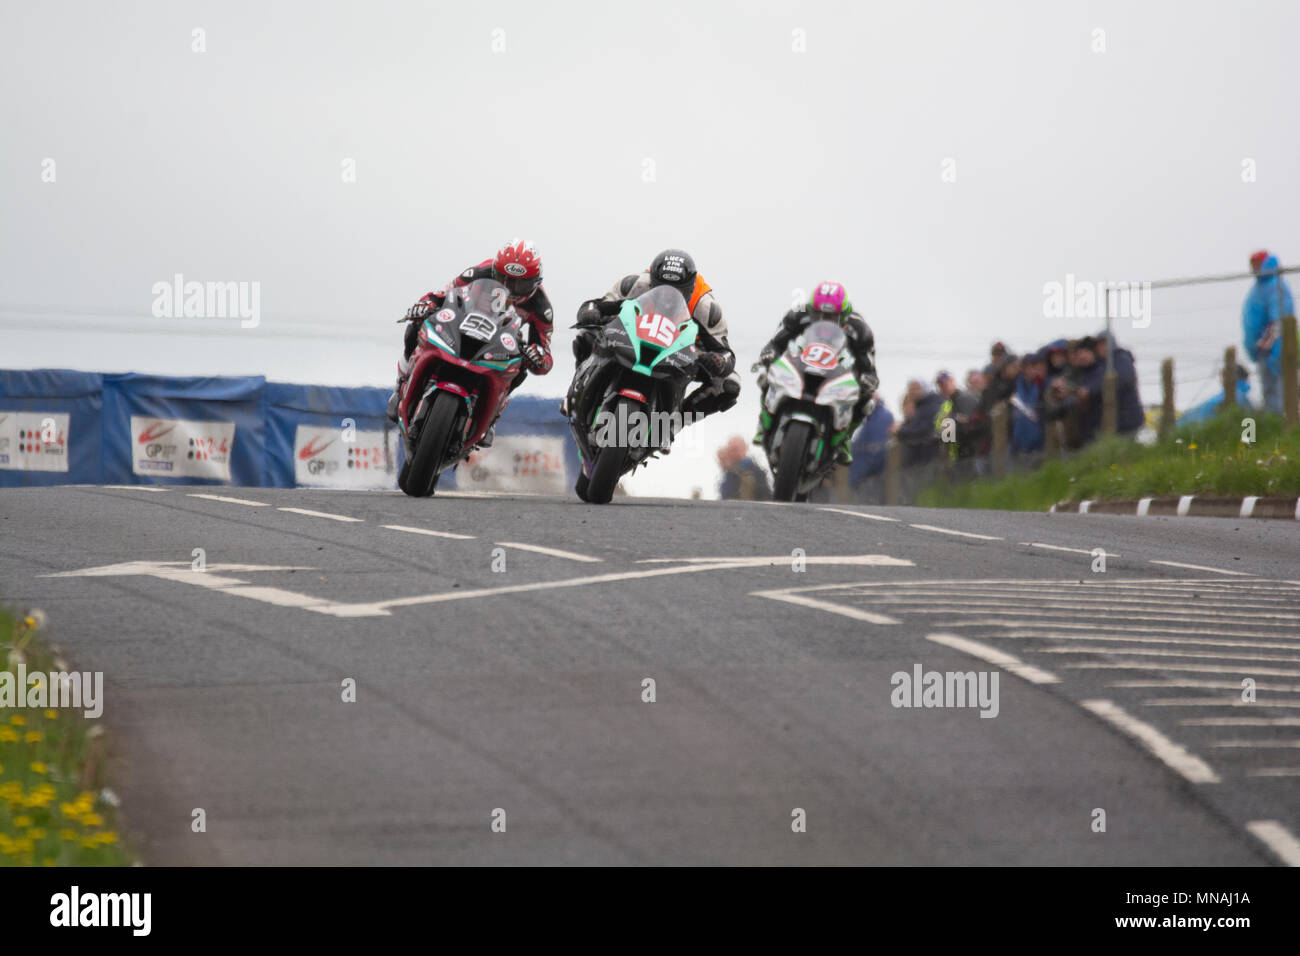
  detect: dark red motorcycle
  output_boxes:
[395,278,524,496]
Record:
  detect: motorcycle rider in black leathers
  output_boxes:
[571,249,741,426]
[756,281,878,464]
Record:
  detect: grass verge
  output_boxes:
[1,606,131,866]
[917,408,1300,512]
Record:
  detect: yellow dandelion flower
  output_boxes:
[83,812,104,827]
[9,715,26,726]
[14,816,32,828]
[27,828,46,840]
[0,728,19,743]
[25,731,42,743]
[44,710,57,720]
[29,762,47,775]
[59,829,77,841]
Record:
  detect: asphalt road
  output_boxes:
[2,485,1298,865]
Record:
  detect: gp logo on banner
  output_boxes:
[0,412,70,472]
[458,435,566,495]
[293,425,395,488]
[130,416,235,481]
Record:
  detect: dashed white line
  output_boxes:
[1247,821,1300,866]
[1149,560,1253,576]
[101,485,167,492]
[924,633,1060,684]
[278,507,363,523]
[908,524,1003,541]
[818,506,899,523]
[188,493,270,507]
[495,541,602,563]
[383,524,476,540]
[1080,699,1219,784]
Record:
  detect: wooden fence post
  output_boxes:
[1222,346,1237,408]
[1159,357,1175,442]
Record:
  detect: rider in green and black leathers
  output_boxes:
[756,281,879,463]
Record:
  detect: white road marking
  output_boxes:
[40,561,358,614]
[1246,821,1300,866]
[818,506,899,523]
[1177,495,1195,516]
[864,602,1300,625]
[639,555,914,567]
[1211,739,1300,749]
[1036,645,1300,665]
[1080,699,1219,784]
[1113,679,1300,691]
[1248,768,1300,778]
[1136,497,1153,516]
[750,589,900,625]
[101,485,167,492]
[925,633,1060,684]
[947,621,1300,641]
[495,541,602,563]
[1240,496,1259,518]
[1181,717,1300,726]
[1145,699,1300,708]
[983,631,1300,652]
[278,507,363,523]
[1067,661,1300,678]
[1149,560,1253,576]
[908,524,1003,541]
[383,524,476,540]
[1020,542,1118,557]
[187,493,270,507]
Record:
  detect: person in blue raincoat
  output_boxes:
[1242,252,1295,414]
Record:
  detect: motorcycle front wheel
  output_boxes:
[402,390,461,497]
[772,420,813,502]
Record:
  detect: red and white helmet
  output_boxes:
[492,238,543,300]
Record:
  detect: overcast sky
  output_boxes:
[3,0,1297,496]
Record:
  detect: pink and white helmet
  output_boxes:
[811,281,850,316]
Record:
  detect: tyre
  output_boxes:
[397,457,413,495]
[574,471,591,502]
[402,390,461,497]
[586,399,632,505]
[772,420,813,501]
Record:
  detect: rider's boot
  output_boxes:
[386,356,412,423]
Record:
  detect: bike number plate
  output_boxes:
[460,314,497,342]
[636,312,678,347]
[801,343,838,370]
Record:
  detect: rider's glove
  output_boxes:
[697,351,728,379]
[857,371,879,395]
[759,345,778,365]
[522,343,550,373]
[405,300,437,322]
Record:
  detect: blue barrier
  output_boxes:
[0,368,574,490]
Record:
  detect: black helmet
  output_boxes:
[649,249,697,294]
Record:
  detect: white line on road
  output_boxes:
[1067,662,1300,678]
[1036,646,1300,665]
[495,541,602,563]
[1179,717,1300,726]
[1211,739,1300,749]
[749,589,900,625]
[1080,699,1219,784]
[101,485,167,492]
[1020,542,1118,557]
[1149,560,1253,576]
[188,493,270,507]
[818,506,899,522]
[639,555,915,567]
[1145,699,1300,708]
[925,633,1060,684]
[1248,768,1300,778]
[383,524,476,540]
[278,507,363,523]
[908,524,1003,541]
[1247,821,1300,866]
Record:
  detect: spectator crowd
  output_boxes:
[888,334,1145,468]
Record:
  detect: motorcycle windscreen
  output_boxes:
[456,279,518,359]
[631,285,692,347]
[797,320,848,371]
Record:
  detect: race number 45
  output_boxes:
[636,312,678,346]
